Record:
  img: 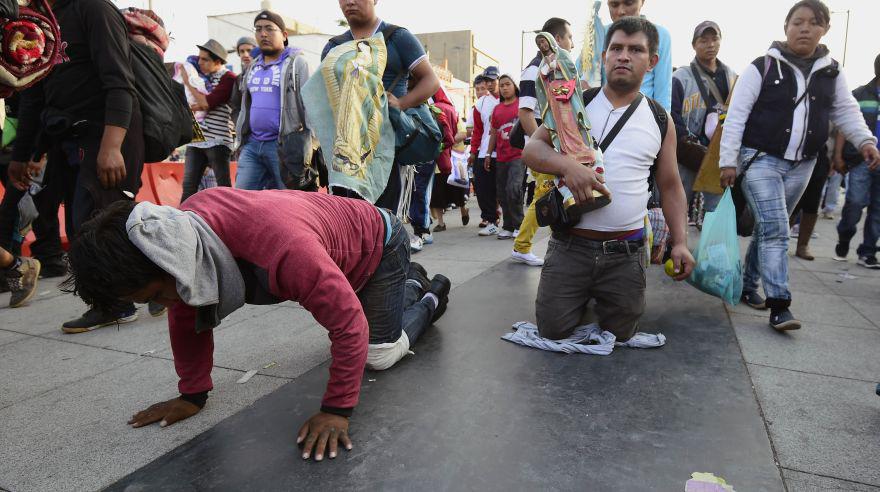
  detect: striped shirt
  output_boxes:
[191,68,236,150]
[519,53,542,113]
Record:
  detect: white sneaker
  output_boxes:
[511,250,544,266]
[422,233,434,245]
[478,224,499,236]
[410,235,424,252]
[497,229,513,239]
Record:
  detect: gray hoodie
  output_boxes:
[126,202,245,333]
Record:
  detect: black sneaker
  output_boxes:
[409,262,430,290]
[833,242,849,262]
[38,257,68,278]
[428,274,451,323]
[770,309,801,331]
[857,256,880,270]
[148,301,168,317]
[62,306,138,334]
[741,291,767,310]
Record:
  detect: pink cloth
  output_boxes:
[121,7,168,59]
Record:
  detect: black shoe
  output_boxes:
[741,291,767,310]
[428,274,451,323]
[770,309,801,331]
[38,256,68,278]
[857,256,880,270]
[833,242,849,262]
[148,301,168,317]
[62,307,138,334]
[409,262,430,289]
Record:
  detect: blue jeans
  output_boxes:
[837,162,880,258]
[678,163,721,213]
[360,215,435,344]
[408,162,435,235]
[741,147,815,304]
[822,172,843,213]
[235,140,285,191]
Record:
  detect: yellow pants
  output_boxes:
[514,173,554,254]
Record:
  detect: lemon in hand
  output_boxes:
[664,259,677,277]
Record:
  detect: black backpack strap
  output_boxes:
[380,24,401,41]
[598,93,643,153]
[582,86,602,106]
[645,96,668,145]
[329,33,349,46]
[329,23,399,46]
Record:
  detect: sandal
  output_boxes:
[478,220,489,228]
[433,223,447,232]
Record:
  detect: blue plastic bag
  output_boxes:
[686,189,743,305]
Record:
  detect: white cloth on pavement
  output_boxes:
[502,321,665,355]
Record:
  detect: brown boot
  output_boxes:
[796,247,815,261]
[795,212,818,261]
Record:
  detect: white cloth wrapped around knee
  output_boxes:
[366,332,412,371]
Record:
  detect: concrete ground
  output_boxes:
[0,197,878,491]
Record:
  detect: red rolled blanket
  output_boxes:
[0,0,62,98]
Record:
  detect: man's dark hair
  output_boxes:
[201,49,223,64]
[62,200,166,313]
[542,17,570,40]
[604,16,660,56]
[785,0,830,27]
[874,53,880,79]
[498,74,520,98]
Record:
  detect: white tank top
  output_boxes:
[575,90,662,231]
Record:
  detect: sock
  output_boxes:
[422,292,439,310]
[2,257,21,273]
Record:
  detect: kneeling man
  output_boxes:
[523,17,695,342]
[64,188,451,461]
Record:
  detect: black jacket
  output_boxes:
[842,79,880,165]
[13,0,136,161]
[742,55,839,161]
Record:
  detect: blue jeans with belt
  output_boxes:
[235,139,285,191]
[836,161,880,258]
[740,147,815,306]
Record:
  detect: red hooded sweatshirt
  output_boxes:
[168,188,385,414]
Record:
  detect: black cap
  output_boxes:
[254,10,285,31]
[692,21,721,44]
[254,10,288,46]
[482,66,500,80]
[196,39,227,63]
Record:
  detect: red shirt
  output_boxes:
[168,188,385,411]
[491,98,522,163]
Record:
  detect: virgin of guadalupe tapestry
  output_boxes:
[302,34,395,203]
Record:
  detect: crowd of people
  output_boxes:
[0,0,877,464]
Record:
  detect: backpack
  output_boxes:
[122,9,193,162]
[583,87,668,207]
[331,24,442,165]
